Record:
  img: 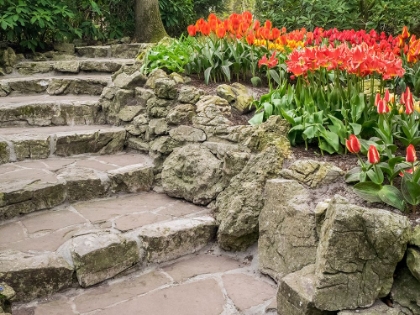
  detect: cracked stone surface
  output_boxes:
[0,153,154,220]
[11,244,277,315]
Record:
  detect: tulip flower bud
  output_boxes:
[406,144,417,163]
[346,135,361,154]
[367,145,380,164]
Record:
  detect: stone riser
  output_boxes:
[15,59,135,76]
[75,43,151,59]
[0,126,126,165]
[0,76,110,97]
[0,100,103,127]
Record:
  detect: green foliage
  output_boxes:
[254,0,420,35]
[0,0,135,51]
[159,0,195,37]
[141,36,195,74]
[0,0,76,51]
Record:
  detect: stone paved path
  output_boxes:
[11,244,277,315]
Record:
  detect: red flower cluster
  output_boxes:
[375,89,391,114]
[305,27,400,54]
[286,42,405,79]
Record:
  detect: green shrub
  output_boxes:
[254,0,420,35]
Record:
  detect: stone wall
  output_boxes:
[101,66,291,252]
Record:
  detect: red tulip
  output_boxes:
[406,144,417,163]
[346,135,361,154]
[377,99,389,114]
[367,145,380,164]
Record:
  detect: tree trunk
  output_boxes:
[134,0,168,43]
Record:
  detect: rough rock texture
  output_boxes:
[0,282,15,314]
[108,164,154,193]
[178,86,204,104]
[69,233,139,287]
[391,266,420,315]
[54,61,80,73]
[113,71,146,89]
[338,300,408,314]
[313,196,411,311]
[169,125,206,142]
[16,62,53,75]
[134,216,217,263]
[216,145,286,251]
[259,179,317,281]
[0,250,73,302]
[216,83,253,114]
[161,144,227,205]
[406,248,420,282]
[280,159,344,188]
[154,78,178,99]
[277,264,333,315]
[410,225,420,246]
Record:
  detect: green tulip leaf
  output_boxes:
[353,182,382,203]
[378,185,406,211]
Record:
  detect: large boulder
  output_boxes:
[161,144,228,205]
[338,300,407,314]
[313,196,411,311]
[259,179,318,281]
[216,145,286,251]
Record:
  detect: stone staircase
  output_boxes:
[0,44,236,314]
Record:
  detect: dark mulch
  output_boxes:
[188,76,420,225]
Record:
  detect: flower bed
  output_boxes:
[140,12,420,214]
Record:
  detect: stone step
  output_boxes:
[0,125,126,164]
[0,152,154,221]
[15,58,135,75]
[0,191,217,302]
[0,94,102,127]
[0,74,111,97]
[75,43,151,59]
[11,245,277,315]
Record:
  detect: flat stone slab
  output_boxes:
[12,245,277,315]
[0,94,101,127]
[0,153,154,220]
[0,191,208,253]
[0,74,111,97]
[0,125,126,163]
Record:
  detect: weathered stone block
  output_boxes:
[76,46,110,58]
[216,146,285,251]
[391,266,420,315]
[280,160,344,188]
[277,265,333,315]
[313,196,411,311]
[162,144,227,205]
[0,142,9,164]
[8,79,49,94]
[70,233,139,287]
[259,179,317,281]
[178,86,204,104]
[166,103,196,126]
[338,300,408,314]
[407,248,420,282]
[0,251,73,302]
[54,61,80,73]
[12,137,50,160]
[154,78,178,99]
[80,60,122,73]
[108,165,154,193]
[135,216,216,263]
[118,105,144,122]
[17,62,53,75]
[169,125,206,142]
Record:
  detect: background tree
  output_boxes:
[134,0,167,42]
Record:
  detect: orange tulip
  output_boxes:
[406,144,417,163]
[187,25,197,36]
[367,145,380,164]
[402,26,410,40]
[346,135,361,154]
